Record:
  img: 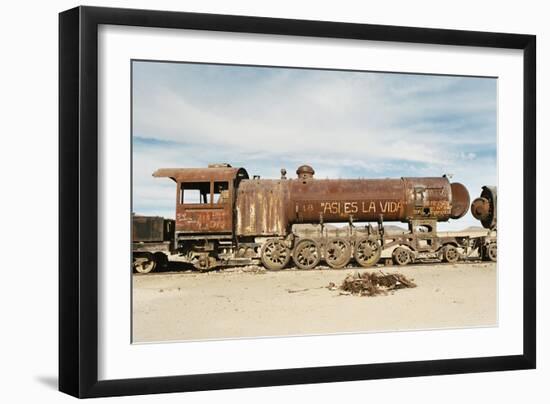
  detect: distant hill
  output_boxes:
[462,226,485,232]
[383,225,408,235]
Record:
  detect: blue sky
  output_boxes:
[132,61,497,230]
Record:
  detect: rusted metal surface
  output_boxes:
[296,164,315,179]
[176,205,232,233]
[132,241,171,253]
[235,169,470,236]
[132,215,175,273]
[291,176,469,224]
[450,182,470,219]
[132,215,174,242]
[291,178,406,223]
[155,164,469,237]
[236,179,289,236]
[153,165,249,234]
[152,166,249,183]
[152,164,486,271]
[471,186,497,229]
[291,176,468,224]
[334,271,417,296]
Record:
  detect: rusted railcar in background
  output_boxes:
[136,163,496,272]
[469,186,498,261]
[132,215,174,273]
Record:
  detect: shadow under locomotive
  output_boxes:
[132,164,497,273]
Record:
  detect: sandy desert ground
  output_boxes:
[132,262,496,343]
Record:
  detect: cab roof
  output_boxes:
[152,167,249,182]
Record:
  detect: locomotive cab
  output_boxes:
[153,165,249,270]
[153,165,249,237]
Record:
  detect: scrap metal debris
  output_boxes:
[329,271,417,297]
[222,265,267,274]
[286,286,325,294]
[287,288,312,294]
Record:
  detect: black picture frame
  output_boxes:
[59,5,536,398]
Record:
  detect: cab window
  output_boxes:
[213,181,229,204]
[180,182,210,204]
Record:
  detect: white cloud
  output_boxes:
[132,62,497,230]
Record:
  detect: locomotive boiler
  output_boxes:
[149,163,474,271]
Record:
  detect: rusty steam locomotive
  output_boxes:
[132,164,497,272]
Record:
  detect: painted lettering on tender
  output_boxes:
[317,200,402,215]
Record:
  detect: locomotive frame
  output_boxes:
[59,5,536,399]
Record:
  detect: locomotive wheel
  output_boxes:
[293,239,321,270]
[392,247,411,266]
[324,238,351,269]
[134,253,157,274]
[153,252,168,270]
[193,255,217,271]
[354,237,381,267]
[442,245,459,263]
[486,243,497,262]
[261,239,291,270]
